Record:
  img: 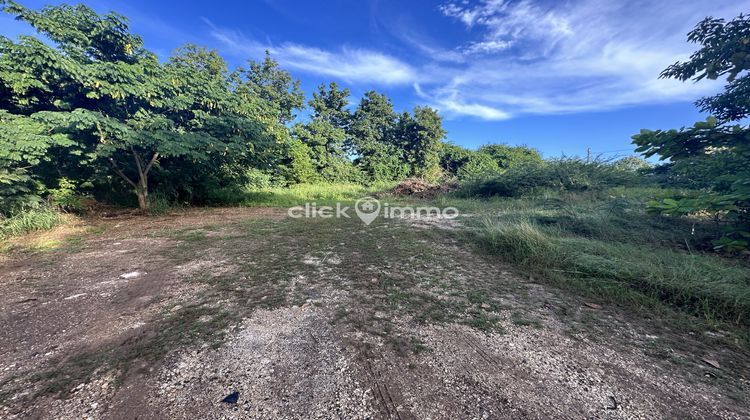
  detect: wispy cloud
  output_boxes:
[200,1,747,121]
[205,19,417,86]
[415,0,745,120]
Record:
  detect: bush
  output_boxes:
[244,168,273,189]
[47,177,86,212]
[460,158,642,198]
[457,153,500,180]
[478,143,543,169]
[0,207,62,239]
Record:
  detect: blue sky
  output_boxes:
[2,0,749,158]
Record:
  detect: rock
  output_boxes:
[221,391,240,404]
[701,357,721,369]
[119,271,144,279]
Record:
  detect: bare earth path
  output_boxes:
[0,208,748,419]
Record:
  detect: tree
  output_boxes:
[439,143,501,180]
[237,51,304,124]
[291,82,359,182]
[397,107,445,180]
[309,82,351,131]
[350,91,408,182]
[0,2,280,210]
[632,14,750,250]
[0,110,75,212]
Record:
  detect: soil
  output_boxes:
[0,207,748,419]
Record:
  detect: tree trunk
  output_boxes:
[108,151,159,212]
[136,179,148,211]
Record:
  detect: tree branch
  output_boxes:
[144,152,160,176]
[108,158,137,189]
[131,148,144,179]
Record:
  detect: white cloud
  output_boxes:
[414,83,511,120]
[205,20,417,86]
[420,0,748,120]
[201,1,750,121]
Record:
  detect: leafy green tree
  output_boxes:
[281,139,318,184]
[632,14,750,250]
[478,143,543,170]
[309,82,351,131]
[291,82,359,183]
[612,156,652,172]
[0,111,74,212]
[350,91,408,182]
[237,51,305,124]
[0,2,280,210]
[395,107,445,180]
[439,143,500,180]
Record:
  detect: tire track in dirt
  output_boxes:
[361,359,414,420]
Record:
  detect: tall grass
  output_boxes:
[471,205,750,326]
[205,182,397,207]
[0,208,63,239]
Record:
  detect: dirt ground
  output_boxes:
[0,207,748,419]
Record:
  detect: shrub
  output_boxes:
[244,168,273,189]
[459,158,642,198]
[478,143,543,169]
[457,153,500,180]
[47,178,86,212]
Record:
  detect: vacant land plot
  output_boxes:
[1,208,748,419]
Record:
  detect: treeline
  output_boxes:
[0,1,534,212]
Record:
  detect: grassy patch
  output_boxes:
[444,188,750,331]
[0,207,63,239]
[207,182,397,207]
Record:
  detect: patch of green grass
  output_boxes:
[464,310,504,332]
[210,182,397,207]
[0,207,63,239]
[454,189,750,329]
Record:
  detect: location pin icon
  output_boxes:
[355,197,380,226]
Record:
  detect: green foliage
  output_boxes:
[243,168,273,189]
[349,91,409,182]
[478,143,543,169]
[47,177,85,212]
[395,107,445,180]
[612,156,652,172]
[460,158,640,198]
[0,1,450,208]
[439,143,473,176]
[0,1,284,210]
[238,51,305,124]
[456,152,500,180]
[281,139,318,184]
[633,14,750,251]
[661,15,750,122]
[0,206,62,239]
